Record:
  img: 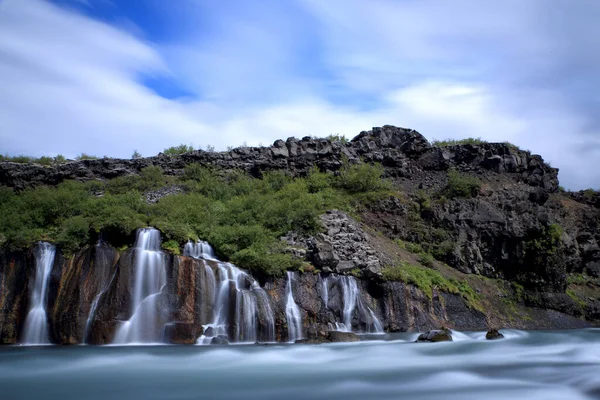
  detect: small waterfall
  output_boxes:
[183,240,217,260]
[185,241,275,344]
[321,276,329,309]
[84,293,103,343]
[113,228,167,344]
[335,275,383,334]
[285,271,303,342]
[21,242,56,344]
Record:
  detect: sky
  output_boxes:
[0,0,599,190]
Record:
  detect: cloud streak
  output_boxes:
[0,0,598,189]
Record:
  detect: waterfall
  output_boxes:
[321,276,329,309]
[21,242,56,344]
[113,228,167,344]
[285,271,303,342]
[185,241,275,344]
[335,275,383,334]
[183,240,217,260]
[84,293,102,343]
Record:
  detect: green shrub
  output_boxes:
[326,134,348,144]
[162,239,181,255]
[432,137,486,147]
[418,252,435,267]
[163,144,194,156]
[75,153,97,160]
[338,158,391,194]
[444,169,481,198]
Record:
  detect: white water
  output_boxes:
[113,228,167,344]
[336,276,383,334]
[183,240,218,260]
[285,271,303,342]
[185,241,275,344]
[321,276,329,309]
[83,292,103,343]
[21,242,56,344]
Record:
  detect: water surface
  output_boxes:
[1,329,599,400]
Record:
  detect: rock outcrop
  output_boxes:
[1,125,599,345]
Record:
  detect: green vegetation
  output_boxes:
[431,137,486,147]
[325,134,349,144]
[75,153,97,161]
[382,262,480,309]
[566,288,587,309]
[163,144,194,156]
[524,223,563,258]
[0,154,68,165]
[443,169,481,198]
[337,157,392,194]
[0,160,391,276]
[582,188,598,198]
[132,150,142,159]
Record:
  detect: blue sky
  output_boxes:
[1,0,599,189]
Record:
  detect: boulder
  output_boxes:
[327,330,360,342]
[210,335,229,345]
[485,329,504,340]
[416,328,453,342]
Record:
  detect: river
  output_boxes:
[1,329,599,400]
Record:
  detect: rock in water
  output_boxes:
[486,329,504,340]
[210,335,229,345]
[327,331,360,342]
[416,328,453,342]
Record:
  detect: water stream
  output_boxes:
[21,242,56,345]
[285,271,303,342]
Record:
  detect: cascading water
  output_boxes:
[185,241,275,344]
[285,271,303,342]
[183,240,217,260]
[21,242,56,344]
[321,276,329,309]
[113,228,167,344]
[335,275,383,334]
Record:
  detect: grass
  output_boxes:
[431,137,487,147]
[381,262,481,310]
[0,159,393,277]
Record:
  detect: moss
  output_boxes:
[350,268,362,278]
[566,288,587,309]
[382,262,481,310]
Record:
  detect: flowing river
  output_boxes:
[1,329,599,400]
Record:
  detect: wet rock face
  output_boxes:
[0,250,30,344]
[416,329,453,342]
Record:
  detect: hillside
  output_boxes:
[1,125,598,345]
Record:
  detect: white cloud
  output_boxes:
[0,0,598,190]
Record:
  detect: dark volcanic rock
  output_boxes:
[327,331,360,342]
[485,329,504,340]
[416,328,453,342]
[211,335,229,345]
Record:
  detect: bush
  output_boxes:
[432,137,486,147]
[418,252,435,267]
[75,153,97,160]
[163,144,194,156]
[444,169,481,198]
[338,158,391,194]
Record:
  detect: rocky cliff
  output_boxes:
[1,125,599,345]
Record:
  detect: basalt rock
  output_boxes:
[327,330,360,342]
[416,328,453,342]
[485,329,504,340]
[0,125,557,192]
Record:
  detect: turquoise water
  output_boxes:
[1,330,600,400]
